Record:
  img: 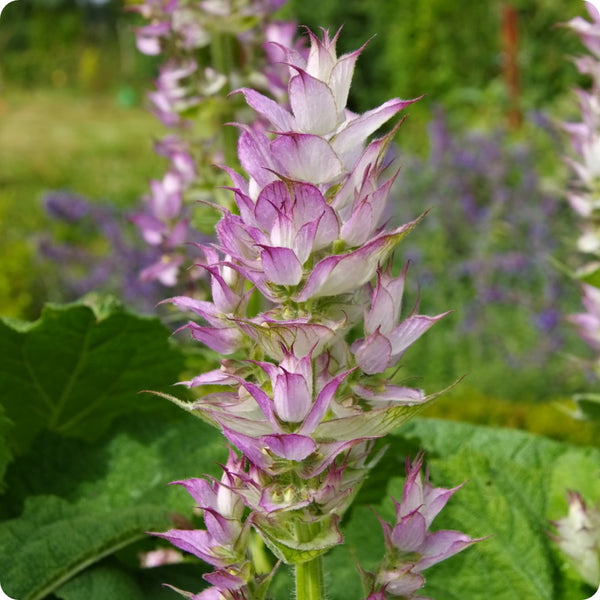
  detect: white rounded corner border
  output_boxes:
[584,583,600,600]
[0,0,18,18]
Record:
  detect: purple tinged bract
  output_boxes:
[564,3,600,402]
[364,454,480,599]
[551,491,600,587]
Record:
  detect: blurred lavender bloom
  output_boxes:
[149,59,202,128]
[130,0,305,289]
[479,286,506,303]
[392,106,573,375]
[39,190,168,312]
[44,191,90,222]
[535,307,561,334]
[154,135,197,184]
[38,238,90,264]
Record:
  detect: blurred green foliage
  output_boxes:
[423,387,599,446]
[1,0,589,120]
[282,0,587,126]
[0,0,157,94]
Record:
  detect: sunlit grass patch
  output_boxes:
[423,386,599,446]
[0,87,165,318]
[0,87,163,205]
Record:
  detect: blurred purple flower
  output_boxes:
[392,106,573,376]
[129,0,305,289]
[44,191,90,222]
[39,190,168,312]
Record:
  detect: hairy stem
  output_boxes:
[295,556,325,600]
[210,32,238,168]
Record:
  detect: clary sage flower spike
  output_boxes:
[154,27,477,600]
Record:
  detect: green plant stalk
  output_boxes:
[210,32,239,168]
[295,555,325,600]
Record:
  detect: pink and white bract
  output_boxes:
[551,491,600,588]
[365,454,480,599]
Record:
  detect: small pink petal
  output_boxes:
[417,530,478,569]
[220,427,273,470]
[235,87,294,131]
[387,313,449,357]
[187,322,242,354]
[271,133,344,184]
[390,511,427,552]
[353,330,392,374]
[273,370,312,423]
[332,98,420,168]
[289,69,339,134]
[260,245,303,286]
[262,433,317,461]
[151,529,221,566]
[295,220,418,301]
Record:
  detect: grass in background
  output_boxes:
[0,88,162,203]
[0,87,163,319]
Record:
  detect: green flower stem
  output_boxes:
[295,555,325,600]
[210,32,239,168]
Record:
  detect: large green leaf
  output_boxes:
[322,418,599,600]
[2,414,226,517]
[0,300,227,599]
[0,404,14,491]
[0,414,226,599]
[0,495,169,600]
[54,565,145,600]
[0,302,186,452]
[573,394,600,423]
[52,561,215,600]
